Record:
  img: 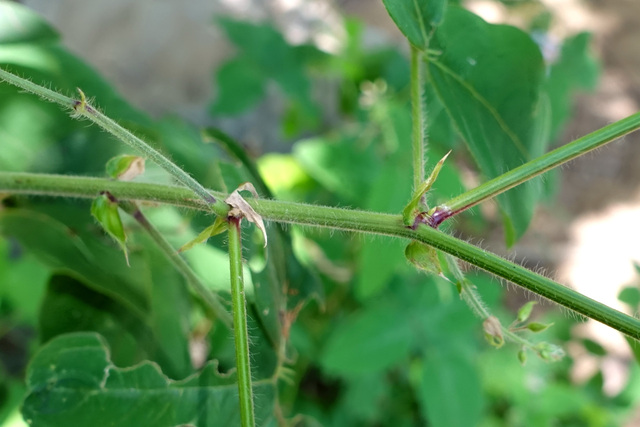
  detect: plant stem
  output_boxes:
[228,216,255,427]
[0,67,220,208]
[431,111,640,226]
[410,45,426,190]
[0,67,75,107]
[119,201,232,328]
[3,172,640,340]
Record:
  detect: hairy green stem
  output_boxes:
[0,67,221,209]
[410,45,427,190]
[228,216,255,427]
[119,201,232,328]
[3,172,640,340]
[433,111,640,225]
[0,67,75,107]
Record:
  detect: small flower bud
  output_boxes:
[483,315,504,348]
[106,155,145,181]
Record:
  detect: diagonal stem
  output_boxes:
[429,111,640,227]
[119,201,232,328]
[0,67,224,211]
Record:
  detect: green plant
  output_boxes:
[1,1,640,426]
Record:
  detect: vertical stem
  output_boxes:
[410,44,427,191]
[228,217,255,427]
[119,201,232,328]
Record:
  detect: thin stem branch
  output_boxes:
[0,67,222,209]
[410,45,427,191]
[3,172,640,340]
[228,216,255,427]
[119,201,232,328]
[0,67,75,107]
[430,111,640,226]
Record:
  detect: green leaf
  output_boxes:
[418,346,484,427]
[428,7,546,245]
[517,301,537,323]
[294,135,380,205]
[22,333,276,426]
[142,235,193,379]
[39,274,148,369]
[0,208,148,317]
[210,56,266,115]
[91,192,128,265]
[214,19,320,126]
[619,286,640,309]
[582,338,606,356]
[321,302,413,376]
[0,239,49,324]
[382,0,448,49]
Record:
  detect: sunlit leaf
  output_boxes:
[428,7,546,245]
[382,0,448,49]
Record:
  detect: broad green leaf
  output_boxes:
[210,56,266,115]
[294,135,380,205]
[619,286,640,309]
[214,19,321,126]
[142,235,193,379]
[428,7,546,245]
[0,239,49,324]
[418,346,484,427]
[22,333,276,426]
[382,0,448,49]
[321,302,413,376]
[39,274,148,369]
[0,208,148,317]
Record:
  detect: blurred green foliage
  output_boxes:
[0,2,636,427]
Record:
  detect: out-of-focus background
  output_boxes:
[5,0,640,423]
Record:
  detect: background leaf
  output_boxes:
[22,333,276,427]
[428,7,546,245]
[418,345,485,427]
[382,0,448,49]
